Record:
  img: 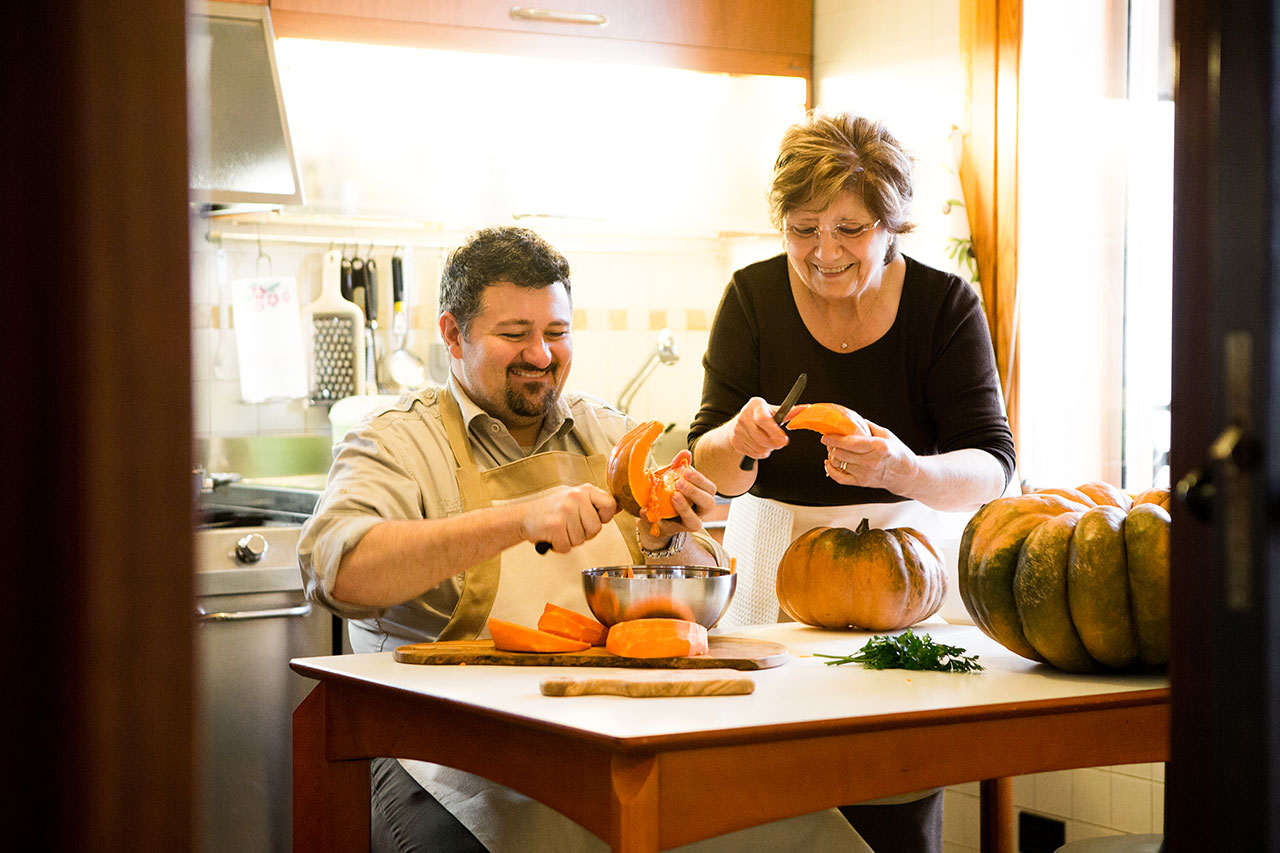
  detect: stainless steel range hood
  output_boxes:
[187,2,303,216]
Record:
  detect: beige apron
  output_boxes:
[433,391,641,640]
[403,396,870,852]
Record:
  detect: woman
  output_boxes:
[688,112,1017,853]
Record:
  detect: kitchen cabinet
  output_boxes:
[269,0,811,81]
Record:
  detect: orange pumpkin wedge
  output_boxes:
[785,402,871,437]
[607,420,693,535]
[604,618,709,658]
[536,603,608,646]
[605,421,653,515]
[626,421,664,510]
[488,617,590,653]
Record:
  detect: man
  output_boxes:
[298,225,733,851]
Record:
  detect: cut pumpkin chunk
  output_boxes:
[488,617,590,653]
[537,603,609,646]
[605,618,709,658]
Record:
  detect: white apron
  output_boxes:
[401,396,871,852]
[720,492,977,631]
[719,491,977,810]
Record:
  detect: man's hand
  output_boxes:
[520,484,618,554]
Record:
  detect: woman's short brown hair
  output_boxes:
[769,112,916,262]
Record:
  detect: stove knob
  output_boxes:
[234,533,268,564]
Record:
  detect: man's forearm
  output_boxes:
[331,506,526,607]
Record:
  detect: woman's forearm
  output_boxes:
[691,422,758,497]
[900,448,1009,512]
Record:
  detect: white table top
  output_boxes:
[290,622,1169,743]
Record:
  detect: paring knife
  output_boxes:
[739,372,807,470]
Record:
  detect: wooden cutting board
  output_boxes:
[393,635,788,670]
[539,669,755,698]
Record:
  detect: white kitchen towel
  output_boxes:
[231,276,308,403]
[718,493,795,630]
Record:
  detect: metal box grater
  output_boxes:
[302,249,366,404]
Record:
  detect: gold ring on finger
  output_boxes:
[838,460,847,472]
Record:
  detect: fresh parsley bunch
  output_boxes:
[815,629,984,673]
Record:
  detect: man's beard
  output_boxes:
[504,364,559,417]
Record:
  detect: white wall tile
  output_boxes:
[1034,770,1074,817]
[1110,773,1153,835]
[1073,768,1113,827]
[1012,774,1035,809]
[208,378,261,435]
[943,787,981,850]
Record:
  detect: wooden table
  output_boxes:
[292,622,1169,852]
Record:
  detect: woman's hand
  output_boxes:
[821,420,920,492]
[728,396,795,462]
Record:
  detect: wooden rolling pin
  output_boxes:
[539,668,755,697]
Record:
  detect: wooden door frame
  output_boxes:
[1170,0,1278,848]
[1,3,195,849]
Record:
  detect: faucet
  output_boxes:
[617,328,679,413]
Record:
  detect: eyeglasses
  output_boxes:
[784,219,880,244]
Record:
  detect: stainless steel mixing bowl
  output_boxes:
[582,565,736,628]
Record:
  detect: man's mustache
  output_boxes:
[507,361,558,374]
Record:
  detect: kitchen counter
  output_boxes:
[291,622,1169,852]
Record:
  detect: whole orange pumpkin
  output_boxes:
[775,520,948,630]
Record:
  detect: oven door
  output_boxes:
[195,542,333,853]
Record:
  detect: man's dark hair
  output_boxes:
[438,226,572,336]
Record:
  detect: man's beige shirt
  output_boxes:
[297,378,727,645]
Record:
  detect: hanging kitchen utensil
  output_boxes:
[363,253,381,393]
[339,247,355,303]
[385,251,428,392]
[302,249,366,404]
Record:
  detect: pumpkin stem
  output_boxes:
[856,518,870,534]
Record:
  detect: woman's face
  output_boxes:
[783,191,891,302]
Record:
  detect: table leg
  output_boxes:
[294,683,371,852]
[980,777,1015,853]
[608,753,659,852]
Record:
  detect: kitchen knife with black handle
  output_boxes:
[739,372,807,470]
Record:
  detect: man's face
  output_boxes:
[440,281,573,434]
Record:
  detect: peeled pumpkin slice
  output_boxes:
[488,617,590,653]
[605,618,709,658]
[785,403,871,437]
[537,603,609,646]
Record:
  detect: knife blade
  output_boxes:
[739,372,807,470]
